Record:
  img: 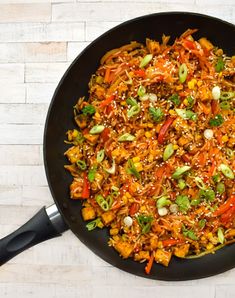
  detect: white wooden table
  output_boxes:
[0,1,234,297]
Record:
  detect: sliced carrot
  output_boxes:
[145,252,154,275]
[99,95,115,107]
[104,67,111,83]
[213,195,235,217]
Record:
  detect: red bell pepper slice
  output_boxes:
[162,239,184,247]
[129,203,140,216]
[100,127,110,143]
[81,172,90,199]
[158,117,175,144]
[134,69,146,77]
[183,40,196,50]
[221,206,235,225]
[99,95,115,108]
[213,195,235,217]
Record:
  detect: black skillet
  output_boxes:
[0,12,234,280]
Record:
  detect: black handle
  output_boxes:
[0,207,66,265]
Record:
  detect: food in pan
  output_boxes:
[64,29,235,274]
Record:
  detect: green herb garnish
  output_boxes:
[126,159,141,179]
[88,166,97,182]
[175,195,190,213]
[149,107,164,123]
[82,105,96,115]
[136,215,153,234]
[209,114,224,127]
[215,56,225,72]
[169,94,181,106]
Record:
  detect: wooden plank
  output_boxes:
[0,145,41,165]
[25,63,70,83]
[0,4,51,22]
[0,165,47,186]
[0,64,24,83]
[67,42,90,61]
[26,83,57,103]
[0,104,48,124]
[52,3,234,23]
[0,22,85,42]
[0,124,43,145]
[0,83,25,103]
[0,42,67,63]
[86,21,120,41]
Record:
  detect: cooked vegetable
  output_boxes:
[179,63,188,83]
[64,30,235,274]
[172,166,191,179]
[140,54,153,68]
[149,107,164,123]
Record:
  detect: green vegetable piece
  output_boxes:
[187,96,195,108]
[216,182,225,194]
[226,148,234,160]
[179,63,188,83]
[182,225,198,240]
[199,188,215,201]
[178,179,186,190]
[89,125,105,134]
[220,101,230,110]
[169,94,181,106]
[195,177,206,190]
[163,143,174,161]
[198,219,206,229]
[137,85,146,97]
[175,195,190,213]
[96,194,110,211]
[172,166,191,179]
[104,159,116,174]
[76,160,87,171]
[139,54,153,68]
[118,133,136,142]
[190,198,201,206]
[82,105,96,115]
[212,173,221,183]
[217,228,225,244]
[126,97,138,106]
[127,104,141,118]
[218,163,234,179]
[126,159,141,180]
[209,114,224,127]
[86,218,103,231]
[136,215,153,234]
[175,109,197,121]
[215,57,225,72]
[220,91,234,100]
[88,166,97,182]
[97,149,105,163]
[157,196,171,209]
[149,107,164,123]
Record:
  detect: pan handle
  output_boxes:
[0,204,68,266]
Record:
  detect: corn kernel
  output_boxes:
[156,124,162,133]
[125,192,131,199]
[173,144,179,150]
[169,109,176,116]
[206,243,214,250]
[176,84,183,91]
[148,154,154,162]
[110,228,119,236]
[145,131,152,138]
[188,79,197,90]
[221,135,228,143]
[121,101,126,106]
[113,235,120,241]
[183,99,188,106]
[218,72,223,78]
[134,162,143,172]
[201,236,206,241]
[132,156,140,163]
[197,80,203,87]
[122,195,128,204]
[72,129,78,138]
[147,123,154,128]
[140,206,146,212]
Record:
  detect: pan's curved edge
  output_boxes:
[43,11,235,281]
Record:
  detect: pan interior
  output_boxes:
[44,12,235,280]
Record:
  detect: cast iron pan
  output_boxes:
[0,12,234,280]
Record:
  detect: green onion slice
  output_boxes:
[139,54,153,68]
[218,163,234,179]
[179,63,188,83]
[118,133,136,142]
[172,166,191,179]
[89,125,105,134]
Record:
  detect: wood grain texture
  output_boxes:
[0,1,234,297]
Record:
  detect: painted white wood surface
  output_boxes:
[0,1,234,297]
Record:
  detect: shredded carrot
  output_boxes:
[145,253,154,275]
